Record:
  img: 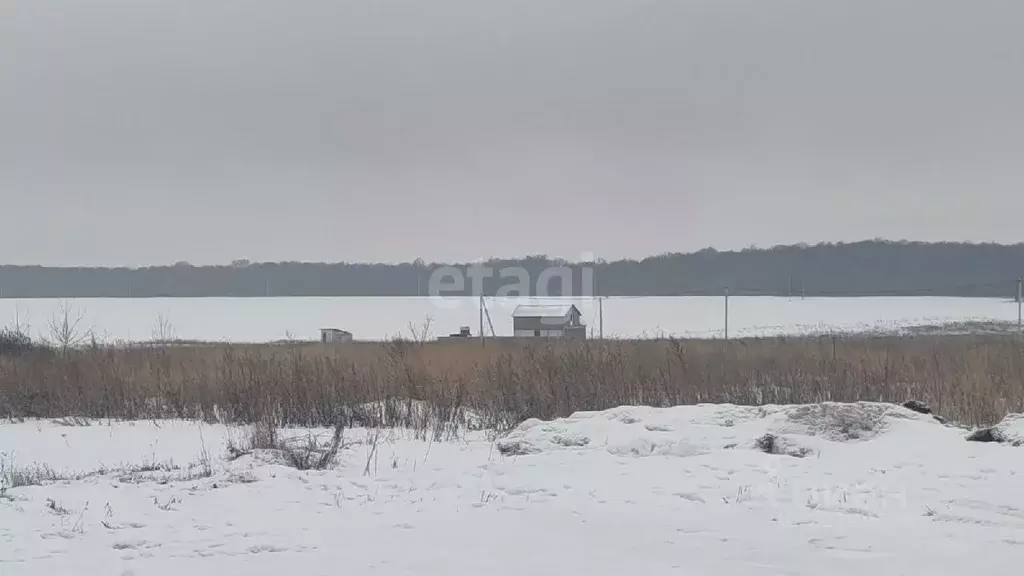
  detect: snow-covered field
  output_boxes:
[3,403,1024,575]
[1,296,1020,343]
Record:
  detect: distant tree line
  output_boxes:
[2,241,1024,299]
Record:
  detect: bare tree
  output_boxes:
[47,301,90,353]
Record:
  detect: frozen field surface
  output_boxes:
[1,296,1020,342]
[3,403,1024,575]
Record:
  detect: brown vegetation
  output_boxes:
[2,334,1024,430]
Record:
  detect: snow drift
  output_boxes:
[495,401,940,458]
[3,402,1024,576]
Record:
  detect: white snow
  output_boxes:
[4,403,1024,575]
[1,295,1020,343]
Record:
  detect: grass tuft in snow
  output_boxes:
[1,450,214,491]
[45,498,71,515]
[50,416,92,427]
[228,418,347,471]
[225,470,259,484]
[2,460,74,489]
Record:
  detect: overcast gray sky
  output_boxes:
[2,0,1022,266]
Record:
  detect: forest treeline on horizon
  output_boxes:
[2,240,1023,299]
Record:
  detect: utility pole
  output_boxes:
[599,296,604,340]
[724,287,730,339]
[479,294,485,347]
[483,297,495,337]
[1017,277,1022,331]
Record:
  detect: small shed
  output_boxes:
[320,328,353,343]
[512,304,586,339]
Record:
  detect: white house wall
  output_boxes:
[514,329,565,338]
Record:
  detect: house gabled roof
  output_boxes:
[512,304,581,319]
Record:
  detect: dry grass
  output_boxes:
[2,334,1024,430]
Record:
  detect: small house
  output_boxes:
[320,328,353,343]
[512,304,586,339]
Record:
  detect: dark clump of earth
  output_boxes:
[754,433,813,458]
[902,400,932,415]
[966,428,999,443]
[902,400,948,424]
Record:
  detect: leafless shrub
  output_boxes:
[229,412,346,471]
[407,317,434,344]
[151,313,177,345]
[280,424,346,471]
[226,413,280,460]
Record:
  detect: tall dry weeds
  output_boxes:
[2,334,1024,429]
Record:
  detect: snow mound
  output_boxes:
[493,408,713,458]
[766,401,927,442]
[495,418,595,456]
[495,402,939,458]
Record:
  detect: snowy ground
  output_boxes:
[2,296,1020,343]
[3,403,1024,575]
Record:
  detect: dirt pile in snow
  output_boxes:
[966,413,1024,445]
[753,433,814,458]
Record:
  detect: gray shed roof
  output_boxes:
[512,304,580,319]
